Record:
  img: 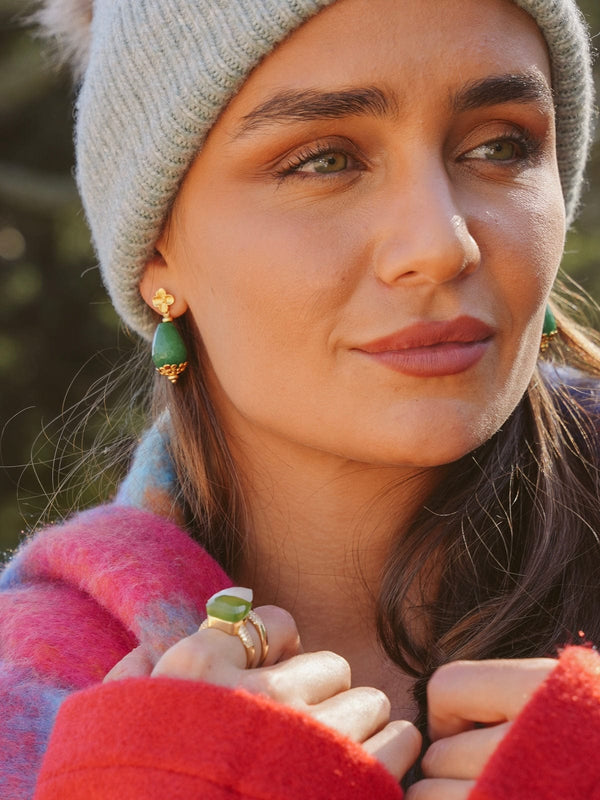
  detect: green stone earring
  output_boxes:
[151,288,188,384]
[540,305,558,353]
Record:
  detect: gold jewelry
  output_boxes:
[247,610,269,667]
[199,587,264,669]
[200,616,257,668]
[151,288,188,384]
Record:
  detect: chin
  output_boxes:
[428,389,529,464]
[363,414,508,469]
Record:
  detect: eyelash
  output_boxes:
[460,127,543,164]
[274,142,364,179]
[274,127,542,179]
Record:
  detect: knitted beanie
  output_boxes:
[50,0,595,340]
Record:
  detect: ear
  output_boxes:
[139,244,189,319]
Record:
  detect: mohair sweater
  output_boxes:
[1,426,600,799]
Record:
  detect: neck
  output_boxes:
[231,432,439,658]
[229,433,440,719]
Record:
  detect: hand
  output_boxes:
[104,604,421,781]
[405,658,557,799]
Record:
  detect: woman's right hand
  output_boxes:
[104,604,421,782]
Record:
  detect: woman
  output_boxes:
[1,0,599,797]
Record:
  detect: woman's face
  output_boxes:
[147,0,565,468]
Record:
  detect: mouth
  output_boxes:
[355,316,494,378]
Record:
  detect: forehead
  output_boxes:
[224,0,551,117]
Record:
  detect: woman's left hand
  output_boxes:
[405,658,557,800]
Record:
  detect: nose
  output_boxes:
[372,165,480,286]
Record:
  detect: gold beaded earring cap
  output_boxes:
[151,288,188,384]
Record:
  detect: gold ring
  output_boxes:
[199,616,258,668]
[246,610,269,666]
[199,587,259,669]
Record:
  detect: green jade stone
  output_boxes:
[152,321,187,368]
[207,594,252,623]
[543,306,557,336]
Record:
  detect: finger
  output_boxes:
[254,605,303,665]
[427,658,557,740]
[151,604,301,682]
[242,650,351,706]
[151,627,243,682]
[229,604,303,668]
[405,778,475,800]
[104,645,156,682]
[308,686,390,742]
[362,720,422,782]
[421,721,511,780]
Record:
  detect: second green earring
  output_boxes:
[540,305,558,353]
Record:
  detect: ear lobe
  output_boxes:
[139,251,189,319]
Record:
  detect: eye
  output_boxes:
[461,131,541,164]
[296,152,349,174]
[275,140,364,179]
[469,139,522,161]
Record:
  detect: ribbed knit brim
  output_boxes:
[75,0,595,340]
[514,0,595,223]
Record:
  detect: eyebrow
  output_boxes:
[453,73,553,113]
[232,73,553,139]
[233,87,398,138]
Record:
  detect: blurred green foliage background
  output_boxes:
[1,0,599,552]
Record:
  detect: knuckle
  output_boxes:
[243,666,293,704]
[270,605,295,625]
[320,650,352,683]
[427,660,468,702]
[259,605,297,632]
[388,718,422,744]
[385,720,423,761]
[361,686,391,717]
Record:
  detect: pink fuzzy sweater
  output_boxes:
[1,426,600,799]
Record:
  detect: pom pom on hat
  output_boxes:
[34,0,93,80]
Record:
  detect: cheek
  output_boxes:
[521,185,566,289]
[472,178,565,323]
[177,195,359,407]
[460,180,565,437]
[185,160,370,313]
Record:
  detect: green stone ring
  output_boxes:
[199,587,261,668]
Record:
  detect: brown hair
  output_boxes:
[160,289,600,733]
[152,313,250,569]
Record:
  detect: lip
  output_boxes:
[355,315,494,377]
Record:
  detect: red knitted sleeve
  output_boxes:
[469,646,600,800]
[33,676,404,800]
